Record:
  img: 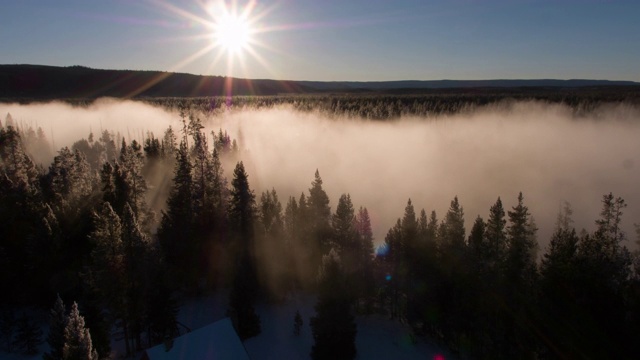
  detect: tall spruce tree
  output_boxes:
[354,206,375,311]
[504,192,538,357]
[308,170,332,258]
[63,302,98,360]
[12,313,42,355]
[158,141,194,285]
[44,294,67,360]
[310,250,357,360]
[227,162,261,340]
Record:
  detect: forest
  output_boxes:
[1,94,640,359]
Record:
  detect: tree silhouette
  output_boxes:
[310,250,357,360]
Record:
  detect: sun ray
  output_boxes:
[141,0,299,89]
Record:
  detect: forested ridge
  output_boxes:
[2,64,639,100]
[1,99,640,359]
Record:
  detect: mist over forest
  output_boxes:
[2,94,640,359]
[2,99,640,249]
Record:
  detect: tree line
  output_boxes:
[377,193,640,358]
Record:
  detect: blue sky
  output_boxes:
[1,0,639,81]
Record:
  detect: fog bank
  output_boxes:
[212,103,640,249]
[0,99,180,151]
[2,100,640,250]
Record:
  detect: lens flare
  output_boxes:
[214,11,251,54]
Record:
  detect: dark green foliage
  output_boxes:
[354,207,375,312]
[308,170,332,259]
[228,161,261,340]
[310,251,357,360]
[44,294,66,360]
[12,313,42,355]
[158,140,195,286]
[256,189,289,298]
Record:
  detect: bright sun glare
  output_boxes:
[153,0,277,82]
[214,12,251,54]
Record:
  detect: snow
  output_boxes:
[3,292,454,360]
[143,318,249,360]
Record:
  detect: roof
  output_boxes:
[142,318,250,360]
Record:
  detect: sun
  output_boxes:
[214,12,252,54]
[148,0,280,82]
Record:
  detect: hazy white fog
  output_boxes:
[2,100,640,250]
[0,99,180,149]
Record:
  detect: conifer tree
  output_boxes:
[310,250,357,360]
[44,294,67,360]
[485,197,507,271]
[158,141,194,285]
[228,162,261,340]
[382,219,402,318]
[504,192,538,357]
[506,192,538,291]
[259,189,283,237]
[308,170,332,257]
[161,126,177,159]
[12,313,42,355]
[63,302,98,360]
[332,194,358,261]
[354,206,375,310]
[257,189,287,297]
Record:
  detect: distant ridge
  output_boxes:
[0,64,638,99]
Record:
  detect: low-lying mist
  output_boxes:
[3,99,640,250]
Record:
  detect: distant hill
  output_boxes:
[0,64,638,99]
[0,64,311,99]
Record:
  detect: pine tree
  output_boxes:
[227,162,261,340]
[121,204,150,352]
[438,196,466,256]
[116,139,148,224]
[12,313,42,355]
[0,124,36,189]
[485,197,507,271]
[229,162,256,240]
[310,250,357,360]
[308,170,332,257]
[63,302,98,360]
[506,192,538,291]
[161,126,177,159]
[503,192,538,357]
[331,194,358,264]
[257,189,287,297]
[354,206,375,311]
[259,189,283,237]
[158,141,194,285]
[44,294,67,360]
[572,193,633,357]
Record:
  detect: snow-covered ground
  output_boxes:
[2,292,454,360]
[175,292,454,360]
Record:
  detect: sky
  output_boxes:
[1,0,639,82]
